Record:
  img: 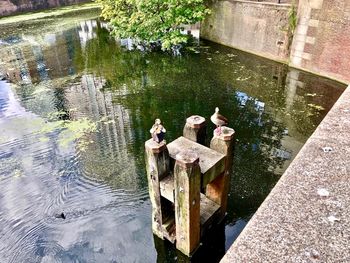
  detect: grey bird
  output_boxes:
[211,107,228,134]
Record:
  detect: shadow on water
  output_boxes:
[154,223,226,263]
[0,10,347,263]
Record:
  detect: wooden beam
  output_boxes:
[183,115,207,145]
[167,136,225,188]
[207,127,235,219]
[145,139,170,238]
[174,150,201,256]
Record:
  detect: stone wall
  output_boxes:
[0,0,91,16]
[201,0,292,62]
[290,0,350,83]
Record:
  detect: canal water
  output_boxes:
[0,8,346,263]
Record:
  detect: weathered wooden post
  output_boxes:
[146,114,234,256]
[206,127,235,219]
[145,139,170,238]
[183,115,206,145]
[174,150,201,255]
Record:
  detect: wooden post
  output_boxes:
[174,150,201,256]
[183,115,206,145]
[207,127,235,219]
[145,139,170,238]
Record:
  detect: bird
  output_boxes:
[150,118,166,143]
[211,107,228,134]
[55,212,66,220]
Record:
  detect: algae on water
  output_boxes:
[307,103,325,111]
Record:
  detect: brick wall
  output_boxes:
[290,0,350,83]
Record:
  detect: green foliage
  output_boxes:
[288,3,297,34]
[96,0,211,51]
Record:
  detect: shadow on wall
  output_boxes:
[200,0,292,62]
[0,0,91,16]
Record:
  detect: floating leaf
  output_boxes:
[32,86,51,95]
[227,54,237,58]
[13,169,22,178]
[308,104,325,111]
[39,137,50,142]
[104,120,115,124]
[305,93,317,97]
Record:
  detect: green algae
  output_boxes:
[0,3,101,38]
[34,109,97,151]
[0,3,100,25]
[56,118,97,151]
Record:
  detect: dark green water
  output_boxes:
[0,9,346,263]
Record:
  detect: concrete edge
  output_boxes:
[227,0,292,9]
[221,84,350,262]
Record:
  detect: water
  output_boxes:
[0,9,346,263]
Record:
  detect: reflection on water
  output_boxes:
[0,9,346,263]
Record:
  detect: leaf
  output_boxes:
[305,93,317,97]
[307,103,325,111]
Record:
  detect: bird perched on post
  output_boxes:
[150,118,166,143]
[211,107,228,135]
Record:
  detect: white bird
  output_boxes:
[211,107,228,134]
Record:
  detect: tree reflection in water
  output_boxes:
[0,14,346,263]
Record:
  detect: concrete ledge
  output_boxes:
[221,85,350,262]
[227,0,291,9]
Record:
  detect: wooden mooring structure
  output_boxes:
[145,115,235,256]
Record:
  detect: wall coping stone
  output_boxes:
[227,0,291,9]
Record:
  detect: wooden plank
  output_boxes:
[159,180,222,227]
[159,174,175,203]
[200,193,221,236]
[200,193,220,226]
[159,175,222,240]
[167,136,225,187]
[162,216,176,243]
